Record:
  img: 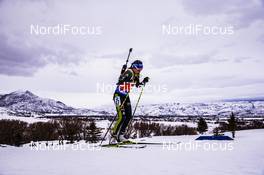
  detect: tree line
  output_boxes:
[127,122,197,138]
[1,112,262,146]
[0,118,198,146]
[0,118,102,146]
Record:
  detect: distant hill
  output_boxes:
[0,90,264,118]
[0,90,110,117]
[223,97,264,102]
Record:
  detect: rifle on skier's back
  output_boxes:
[120,48,133,74]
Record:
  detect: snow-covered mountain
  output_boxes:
[0,90,109,117]
[135,101,264,117]
[0,90,264,118]
[97,101,264,117]
[0,90,74,114]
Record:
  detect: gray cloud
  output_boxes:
[182,0,264,28]
[0,34,84,76]
[182,0,234,15]
[233,57,254,63]
[96,51,129,60]
[0,0,88,76]
[0,0,263,106]
[206,76,264,89]
[257,34,264,43]
[0,35,46,76]
[151,52,216,67]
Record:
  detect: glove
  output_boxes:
[142,77,149,85]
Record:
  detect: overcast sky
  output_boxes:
[0,0,264,108]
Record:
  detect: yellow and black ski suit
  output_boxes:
[112,68,141,136]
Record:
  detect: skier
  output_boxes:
[112,60,149,142]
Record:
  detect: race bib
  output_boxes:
[114,96,121,106]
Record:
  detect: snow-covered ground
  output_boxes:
[0,107,49,123]
[0,115,49,123]
[0,129,263,175]
[0,113,50,123]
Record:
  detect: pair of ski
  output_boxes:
[101,140,147,149]
[101,140,181,149]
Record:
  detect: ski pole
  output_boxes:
[126,86,144,137]
[100,92,130,146]
[132,86,144,117]
[100,94,129,145]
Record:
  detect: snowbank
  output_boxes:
[0,129,263,175]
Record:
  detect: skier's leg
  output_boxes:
[119,96,132,136]
[112,94,126,137]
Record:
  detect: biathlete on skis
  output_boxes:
[112,60,149,142]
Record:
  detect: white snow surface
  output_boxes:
[0,107,49,123]
[0,129,263,175]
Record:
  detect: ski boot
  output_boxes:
[118,134,129,142]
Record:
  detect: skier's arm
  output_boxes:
[136,76,149,87]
